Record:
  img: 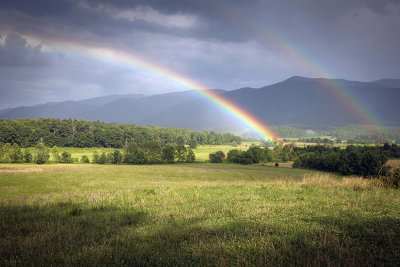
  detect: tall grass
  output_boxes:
[1,164,399,266]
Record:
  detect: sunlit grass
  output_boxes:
[1,163,399,265]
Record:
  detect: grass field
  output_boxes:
[1,163,399,266]
[192,142,255,161]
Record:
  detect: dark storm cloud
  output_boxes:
[0,33,48,67]
[0,0,399,109]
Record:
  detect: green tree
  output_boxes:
[10,143,24,163]
[359,150,387,177]
[142,140,161,163]
[34,143,50,164]
[247,145,265,163]
[0,143,11,163]
[112,150,122,164]
[176,136,185,146]
[98,152,107,164]
[24,150,33,163]
[124,142,147,164]
[51,146,60,163]
[186,148,196,163]
[162,144,176,163]
[176,145,187,162]
[106,152,114,163]
[189,135,198,149]
[92,151,100,164]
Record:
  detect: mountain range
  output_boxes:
[1,76,399,131]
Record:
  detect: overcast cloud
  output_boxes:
[0,0,399,109]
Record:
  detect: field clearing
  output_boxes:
[1,163,399,265]
[40,142,259,162]
[387,159,400,168]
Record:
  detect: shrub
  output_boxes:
[80,155,90,163]
[60,151,73,163]
[227,149,241,163]
[209,151,225,163]
[381,167,400,189]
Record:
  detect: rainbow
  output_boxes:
[33,37,277,142]
[211,1,385,132]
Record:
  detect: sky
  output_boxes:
[0,0,399,109]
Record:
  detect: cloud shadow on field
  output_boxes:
[0,202,399,266]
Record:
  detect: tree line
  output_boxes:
[0,142,195,164]
[0,118,242,148]
[208,143,400,186]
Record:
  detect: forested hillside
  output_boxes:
[1,77,399,130]
[0,118,241,148]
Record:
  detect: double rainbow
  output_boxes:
[212,0,385,132]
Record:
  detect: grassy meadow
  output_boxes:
[1,163,400,266]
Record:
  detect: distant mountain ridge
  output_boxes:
[1,77,399,130]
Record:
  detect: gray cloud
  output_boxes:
[0,0,399,109]
[0,33,48,67]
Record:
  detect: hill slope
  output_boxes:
[1,77,399,129]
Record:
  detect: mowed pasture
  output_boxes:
[1,163,400,266]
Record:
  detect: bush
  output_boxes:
[60,151,74,163]
[80,155,90,163]
[98,152,107,164]
[209,151,225,163]
[381,167,400,189]
[227,149,241,163]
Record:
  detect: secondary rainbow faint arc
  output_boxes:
[39,38,277,142]
[212,0,385,131]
